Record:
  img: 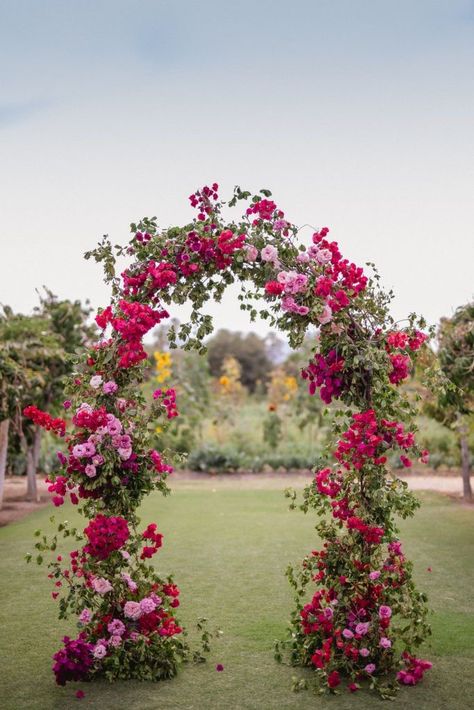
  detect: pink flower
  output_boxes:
[139,597,157,614]
[342,628,354,639]
[63,400,72,410]
[107,619,125,636]
[365,664,376,674]
[93,644,107,659]
[72,444,86,458]
[90,375,103,389]
[355,622,370,636]
[106,414,122,436]
[315,248,332,264]
[75,690,85,699]
[378,605,392,620]
[118,447,132,460]
[121,572,138,592]
[369,571,380,581]
[92,577,113,595]
[109,635,122,648]
[380,637,392,649]
[319,303,333,325]
[245,245,258,261]
[260,245,279,265]
[359,648,370,657]
[85,464,97,478]
[129,631,140,642]
[103,380,118,394]
[216,664,224,672]
[79,608,92,624]
[124,601,142,620]
[296,251,310,263]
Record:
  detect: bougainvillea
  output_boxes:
[25,183,431,698]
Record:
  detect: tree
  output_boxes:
[206,329,271,392]
[0,293,92,505]
[436,302,474,502]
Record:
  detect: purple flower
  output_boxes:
[103,380,118,394]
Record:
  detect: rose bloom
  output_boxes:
[380,637,392,649]
[103,380,118,394]
[319,303,333,325]
[369,571,381,581]
[124,601,142,620]
[260,245,279,264]
[93,644,107,659]
[79,608,92,624]
[355,622,370,636]
[109,635,122,648]
[140,597,157,614]
[359,648,370,657]
[379,605,392,619]
[85,464,97,478]
[342,628,354,639]
[90,375,103,389]
[92,577,113,595]
[245,245,258,261]
[107,619,125,636]
[365,663,376,675]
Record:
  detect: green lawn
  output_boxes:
[0,484,473,710]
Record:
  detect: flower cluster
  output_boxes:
[23,405,66,437]
[52,634,94,686]
[141,523,164,560]
[301,349,345,403]
[397,652,433,685]
[83,515,129,560]
[153,388,179,419]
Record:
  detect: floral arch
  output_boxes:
[26,184,432,698]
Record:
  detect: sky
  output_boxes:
[1,0,473,340]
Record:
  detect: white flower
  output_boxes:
[90,375,103,389]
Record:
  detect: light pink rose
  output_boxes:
[380,637,392,649]
[315,248,332,264]
[319,303,333,325]
[369,571,381,581]
[79,608,92,624]
[90,375,103,389]
[93,644,107,659]
[85,464,97,478]
[378,605,392,619]
[124,601,142,620]
[245,245,258,261]
[92,577,113,595]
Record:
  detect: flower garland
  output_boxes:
[25,183,431,698]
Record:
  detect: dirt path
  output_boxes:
[0,471,469,527]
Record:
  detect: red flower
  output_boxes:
[327,670,341,688]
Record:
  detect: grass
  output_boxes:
[0,484,473,710]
